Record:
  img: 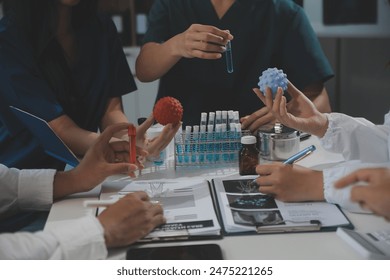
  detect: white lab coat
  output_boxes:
[0,165,107,259]
[320,111,390,212]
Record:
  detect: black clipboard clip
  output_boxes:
[255,220,322,233]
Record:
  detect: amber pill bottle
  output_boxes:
[239,135,259,175]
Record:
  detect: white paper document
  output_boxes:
[119,179,221,240]
[212,176,351,234]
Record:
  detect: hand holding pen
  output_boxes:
[250,145,316,187]
[282,145,316,164]
[249,145,325,202]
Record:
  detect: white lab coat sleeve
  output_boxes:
[323,161,390,213]
[18,169,55,211]
[0,165,55,217]
[0,215,107,259]
[320,112,390,163]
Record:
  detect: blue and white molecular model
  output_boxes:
[258,67,288,97]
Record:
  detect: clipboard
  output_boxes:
[210,177,354,236]
[9,106,79,167]
[100,179,223,244]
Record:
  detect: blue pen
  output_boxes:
[225,41,233,73]
[249,145,316,187]
[283,145,316,164]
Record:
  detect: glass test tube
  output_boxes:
[184,125,192,163]
[225,41,233,73]
[192,125,199,163]
[200,112,207,127]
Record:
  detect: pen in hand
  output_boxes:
[249,145,316,187]
[282,145,316,165]
[84,198,161,208]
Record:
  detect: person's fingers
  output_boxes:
[279,96,288,119]
[258,185,275,195]
[193,39,226,52]
[253,88,266,105]
[272,88,283,116]
[136,145,148,157]
[98,123,131,145]
[286,80,302,98]
[137,114,155,136]
[349,186,370,203]
[149,202,164,215]
[128,191,150,201]
[110,140,130,152]
[189,49,222,59]
[255,164,278,176]
[246,112,275,133]
[334,169,371,188]
[148,122,181,153]
[190,24,233,41]
[105,163,137,177]
[264,87,274,111]
[113,151,129,163]
[151,213,166,227]
[334,173,359,189]
[257,177,274,186]
[240,107,269,130]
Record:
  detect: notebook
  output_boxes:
[211,176,353,235]
[9,106,79,167]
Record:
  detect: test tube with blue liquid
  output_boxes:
[207,124,214,163]
[221,123,230,162]
[233,123,242,161]
[225,41,233,73]
[199,125,207,163]
[184,126,192,163]
[215,111,222,126]
[214,124,222,162]
[228,110,234,131]
[175,127,184,164]
[221,111,228,126]
[233,111,240,124]
[192,125,199,163]
[200,112,207,127]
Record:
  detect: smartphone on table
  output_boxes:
[126,244,223,260]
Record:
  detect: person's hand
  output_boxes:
[253,81,328,137]
[98,191,165,248]
[334,168,390,221]
[73,123,140,182]
[53,123,141,199]
[136,114,181,158]
[175,24,233,59]
[253,163,324,202]
[240,107,276,133]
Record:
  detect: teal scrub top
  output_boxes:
[0,15,137,169]
[143,0,334,126]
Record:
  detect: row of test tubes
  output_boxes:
[174,110,248,166]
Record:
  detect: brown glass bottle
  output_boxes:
[239,136,259,175]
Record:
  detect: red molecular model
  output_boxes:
[153,96,183,125]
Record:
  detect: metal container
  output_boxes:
[258,124,299,161]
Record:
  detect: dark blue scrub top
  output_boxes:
[143,0,334,126]
[0,15,137,169]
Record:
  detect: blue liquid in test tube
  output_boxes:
[225,41,233,74]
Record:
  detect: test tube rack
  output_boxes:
[174,130,251,168]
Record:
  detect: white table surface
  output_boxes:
[45,136,390,259]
